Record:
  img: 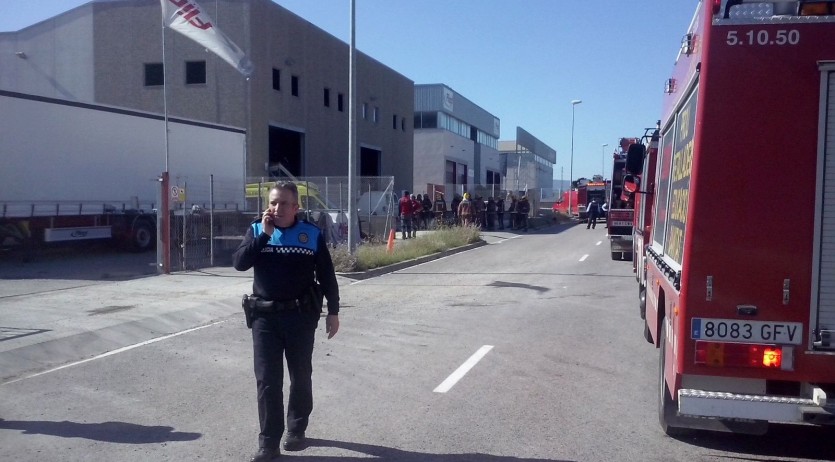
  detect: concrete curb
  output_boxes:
[337,239,488,280]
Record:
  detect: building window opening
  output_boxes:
[291,75,299,96]
[360,147,382,176]
[144,63,164,86]
[185,61,206,85]
[324,88,331,107]
[272,68,281,91]
[338,93,344,112]
[268,125,304,177]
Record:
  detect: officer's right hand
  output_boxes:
[262,209,275,236]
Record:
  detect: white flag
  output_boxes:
[161,0,253,77]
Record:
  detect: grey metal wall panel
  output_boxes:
[415,84,499,137]
[517,127,556,164]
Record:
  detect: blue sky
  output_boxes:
[0,0,697,181]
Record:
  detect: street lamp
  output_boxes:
[601,143,608,178]
[568,99,582,217]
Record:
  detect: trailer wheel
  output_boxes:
[658,318,689,437]
[131,220,155,252]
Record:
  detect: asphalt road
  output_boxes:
[1,224,833,461]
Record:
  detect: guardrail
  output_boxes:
[1,201,157,218]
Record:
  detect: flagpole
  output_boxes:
[159,4,171,274]
[347,0,358,252]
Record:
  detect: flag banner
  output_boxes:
[161,0,253,77]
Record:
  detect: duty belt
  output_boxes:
[252,297,305,312]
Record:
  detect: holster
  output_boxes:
[241,294,255,329]
[308,283,324,314]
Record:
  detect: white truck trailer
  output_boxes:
[0,90,246,252]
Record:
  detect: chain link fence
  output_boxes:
[167,175,251,271]
[165,175,397,271]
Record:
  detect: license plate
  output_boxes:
[611,221,632,227]
[691,318,803,345]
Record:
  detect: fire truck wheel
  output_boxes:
[639,285,647,320]
[131,220,155,252]
[658,319,690,437]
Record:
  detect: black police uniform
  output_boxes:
[233,217,339,451]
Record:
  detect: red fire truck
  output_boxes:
[631,128,660,324]
[607,138,639,260]
[634,0,835,435]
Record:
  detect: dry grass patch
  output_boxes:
[331,225,481,272]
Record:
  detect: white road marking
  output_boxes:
[2,321,226,386]
[579,254,589,262]
[494,235,522,244]
[434,345,494,393]
[596,241,602,246]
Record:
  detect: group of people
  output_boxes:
[397,191,436,239]
[399,190,532,235]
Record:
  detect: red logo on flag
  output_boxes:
[167,0,212,30]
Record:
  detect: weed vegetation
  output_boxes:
[330,225,481,272]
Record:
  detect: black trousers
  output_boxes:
[251,309,317,449]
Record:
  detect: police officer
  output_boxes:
[586,198,601,229]
[233,182,340,462]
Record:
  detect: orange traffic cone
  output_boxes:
[386,229,395,254]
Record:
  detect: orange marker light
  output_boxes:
[762,347,782,368]
[800,3,831,16]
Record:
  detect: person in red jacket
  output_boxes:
[398,190,414,239]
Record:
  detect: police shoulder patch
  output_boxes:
[299,233,309,244]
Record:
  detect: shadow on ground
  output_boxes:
[0,418,201,444]
[673,423,835,461]
[286,438,573,462]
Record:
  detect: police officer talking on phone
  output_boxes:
[233,182,340,461]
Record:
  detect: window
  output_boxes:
[393,115,398,129]
[373,106,379,124]
[445,160,468,188]
[272,68,281,91]
[324,88,330,107]
[487,170,501,185]
[401,118,406,131]
[362,103,368,120]
[291,75,299,96]
[337,93,344,112]
[144,63,164,86]
[414,111,437,129]
[445,160,456,184]
[185,61,206,85]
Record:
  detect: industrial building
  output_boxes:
[413,84,501,199]
[0,0,414,191]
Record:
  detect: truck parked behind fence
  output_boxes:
[0,90,246,252]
